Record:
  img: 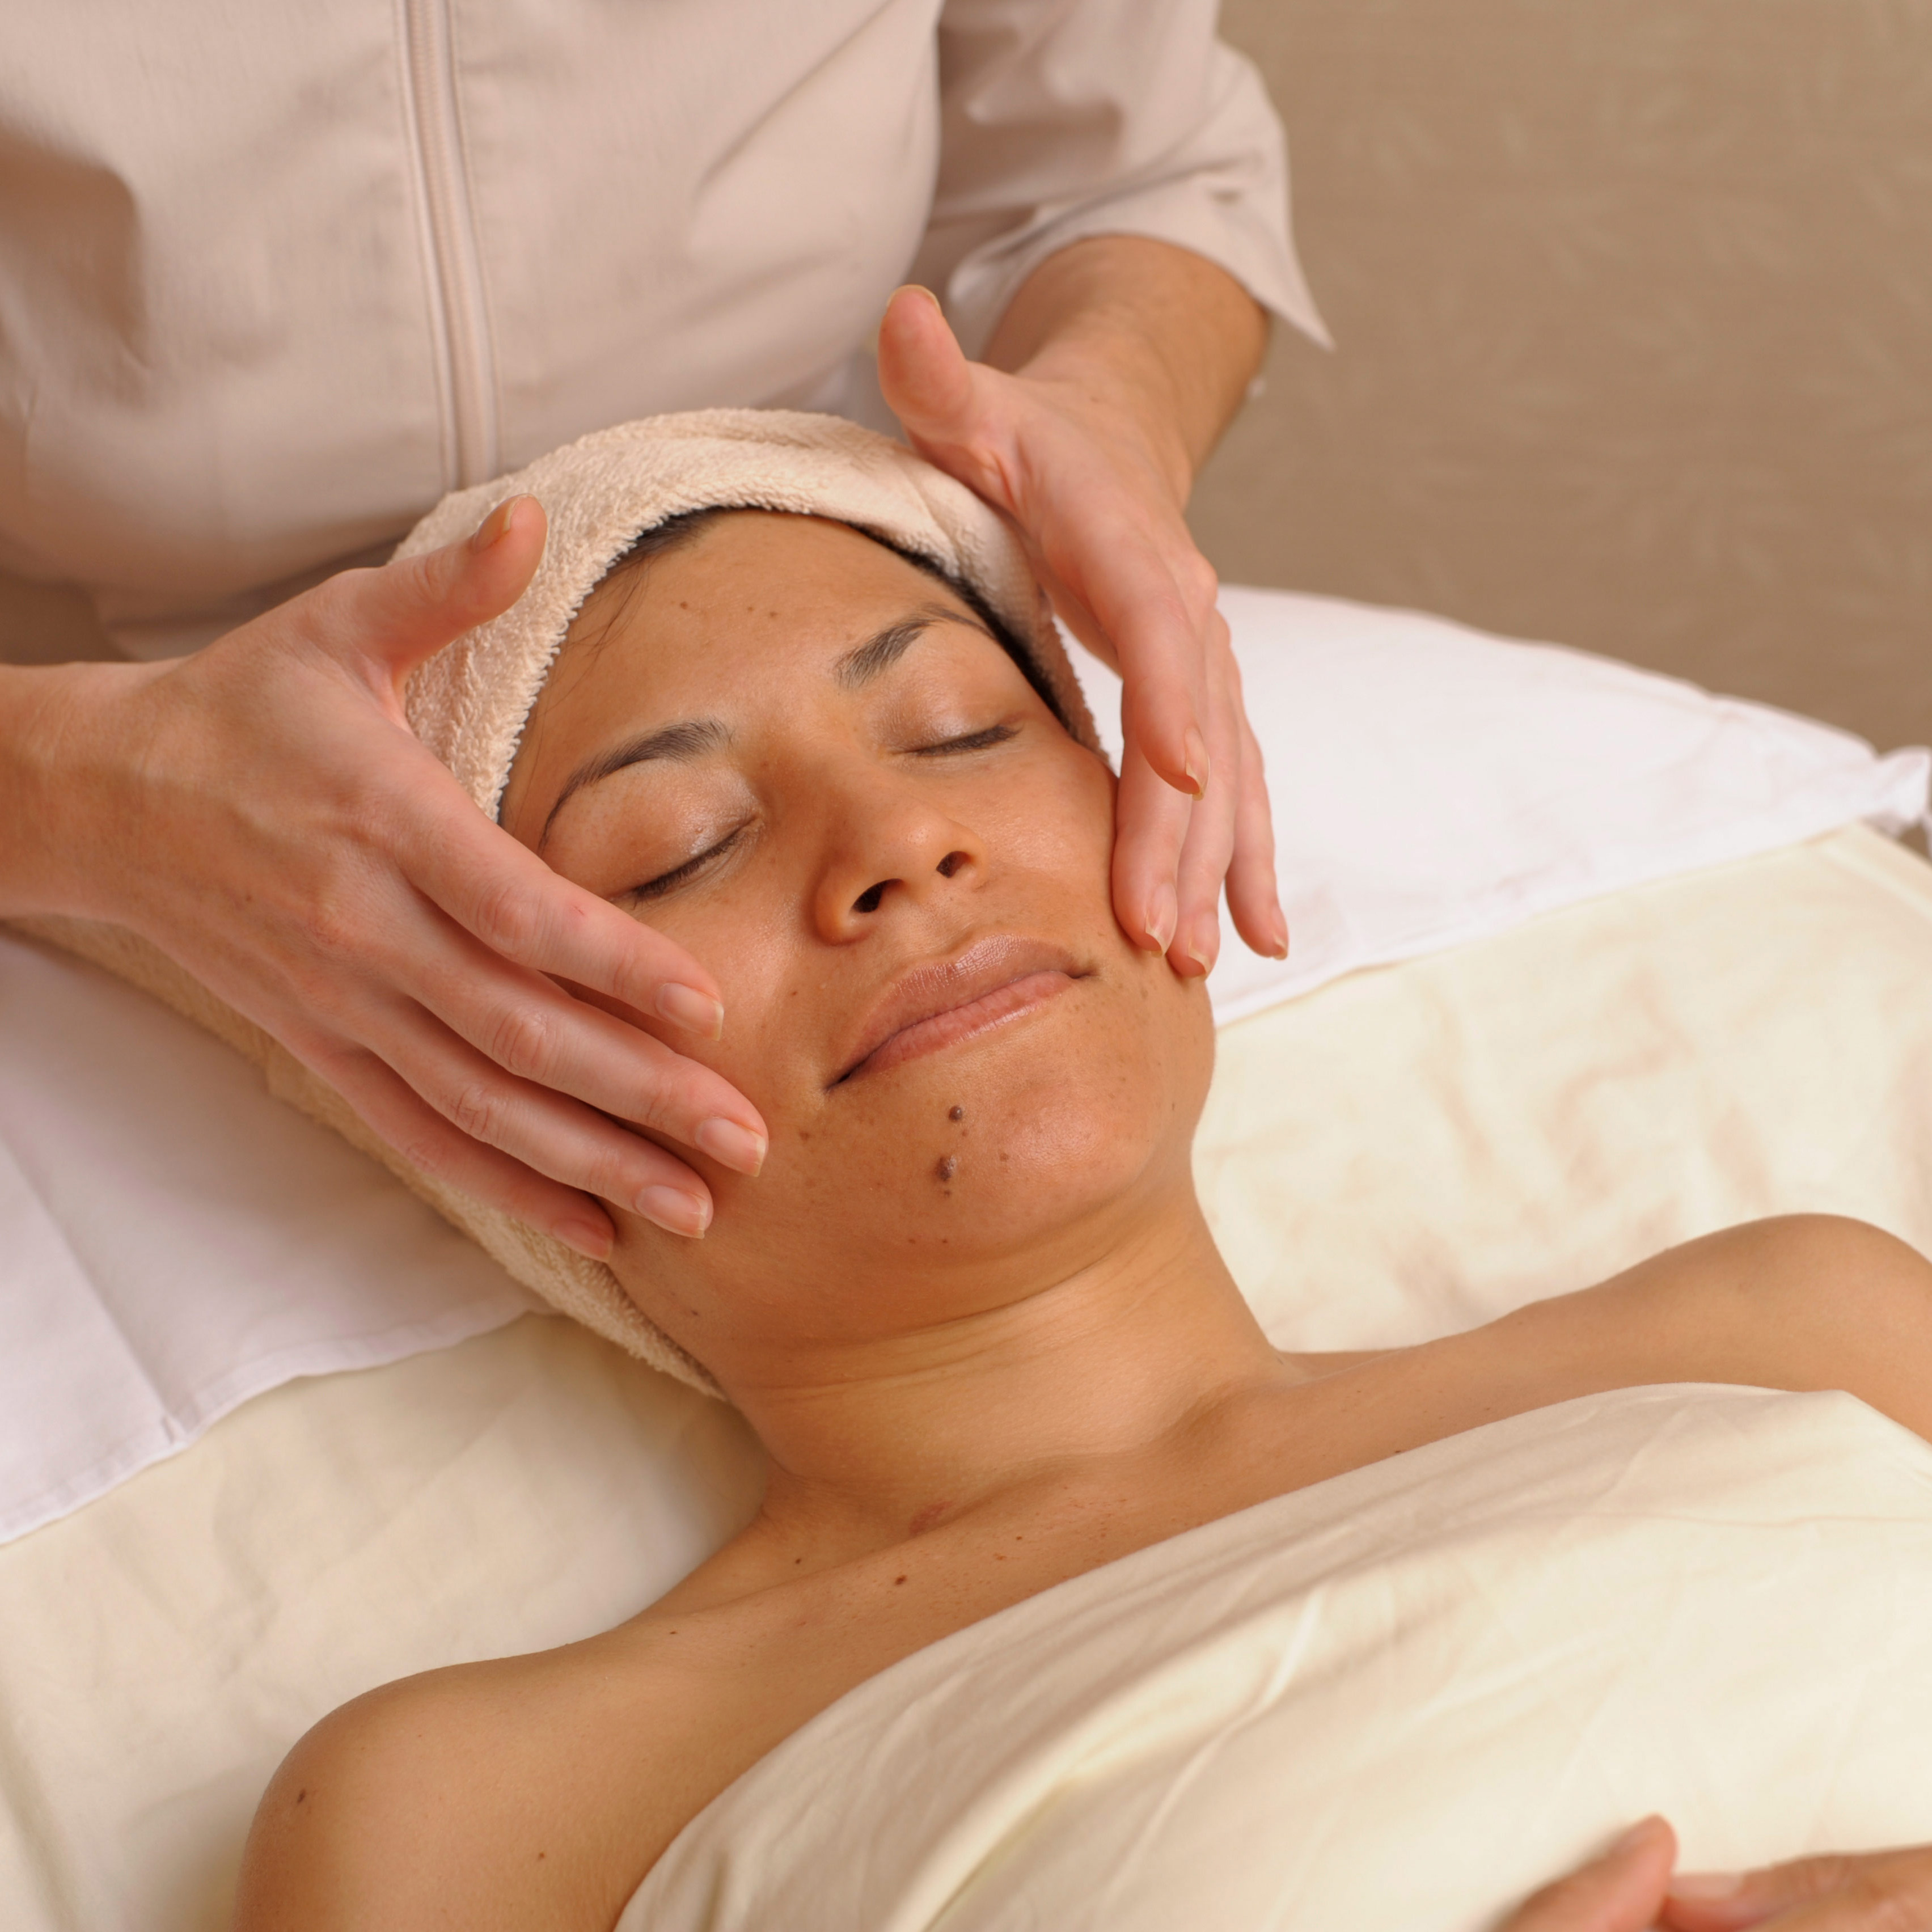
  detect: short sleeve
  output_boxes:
[911,0,1332,357]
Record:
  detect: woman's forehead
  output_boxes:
[501,513,1000,830]
[565,512,975,691]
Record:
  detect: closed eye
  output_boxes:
[909,723,1020,757]
[624,823,749,904]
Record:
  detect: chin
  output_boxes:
[610,963,1212,1354]
[789,974,1207,1282]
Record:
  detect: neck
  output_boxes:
[720,1194,1295,1558]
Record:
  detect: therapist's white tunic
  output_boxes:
[0,0,1322,657]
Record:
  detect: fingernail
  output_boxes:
[555,1218,612,1261]
[657,981,725,1040]
[695,1117,767,1177]
[1185,927,1219,976]
[894,282,942,312]
[1270,914,1290,961]
[469,496,523,552]
[636,1185,712,1238]
[1144,887,1177,954]
[1610,1816,1665,1856]
[1182,728,1210,801]
[1668,1872,1745,1900]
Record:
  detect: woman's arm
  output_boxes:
[0,500,767,1251]
[878,238,1286,980]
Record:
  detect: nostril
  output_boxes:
[936,851,967,879]
[852,881,887,915]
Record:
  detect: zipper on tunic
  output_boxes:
[399,0,501,490]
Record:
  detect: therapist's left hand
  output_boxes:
[877,274,1285,980]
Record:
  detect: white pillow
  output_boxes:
[2,586,1923,1540]
[1066,587,1927,1019]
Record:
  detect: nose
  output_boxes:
[810,774,984,941]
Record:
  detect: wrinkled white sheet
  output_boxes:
[625,1385,1932,1932]
[1066,587,1930,1021]
[3,587,1926,1542]
[6,830,1932,1929]
[0,932,536,1543]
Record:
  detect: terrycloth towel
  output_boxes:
[21,413,1098,1396]
[400,410,1096,819]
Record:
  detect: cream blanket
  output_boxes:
[624,1385,1932,1932]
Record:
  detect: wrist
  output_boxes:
[983,236,1266,506]
[0,658,155,920]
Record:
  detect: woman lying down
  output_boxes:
[233,414,1932,1931]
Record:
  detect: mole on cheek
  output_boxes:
[935,1155,958,1183]
[949,1105,965,1122]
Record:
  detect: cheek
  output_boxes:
[682,967,1212,1313]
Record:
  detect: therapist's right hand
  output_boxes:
[2,496,765,1254]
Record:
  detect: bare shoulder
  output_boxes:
[1587,1214,1932,1440]
[230,1634,693,1931]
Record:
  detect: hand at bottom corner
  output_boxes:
[1501,1818,1932,1932]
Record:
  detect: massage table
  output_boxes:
[5,587,1932,1926]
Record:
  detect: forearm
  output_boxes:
[980,236,1269,505]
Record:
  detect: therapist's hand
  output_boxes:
[876,246,1287,979]
[1502,1817,1932,1931]
[9,497,765,1254]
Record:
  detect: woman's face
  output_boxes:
[500,511,1212,1372]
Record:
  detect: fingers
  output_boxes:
[1662,1846,1932,1931]
[310,1019,718,1249]
[1503,1817,1679,1932]
[1113,614,1284,975]
[874,286,1284,976]
[876,286,990,477]
[1220,646,1288,959]
[398,799,766,1135]
[402,935,767,1172]
[1166,616,1245,975]
[303,495,549,691]
[1111,743,1191,957]
[1101,549,1215,802]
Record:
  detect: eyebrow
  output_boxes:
[540,601,996,847]
[834,602,991,688]
[539,718,730,848]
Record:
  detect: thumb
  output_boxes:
[1506,1818,1680,1932]
[309,493,548,682]
[877,285,982,453]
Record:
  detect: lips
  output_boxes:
[830,936,1087,1087]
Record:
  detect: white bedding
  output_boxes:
[5,827,1932,1930]
[624,1386,1932,1932]
[3,585,1925,1542]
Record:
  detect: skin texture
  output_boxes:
[231,517,1932,1932]
[0,238,1267,1253]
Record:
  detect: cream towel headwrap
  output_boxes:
[19,411,1097,1396]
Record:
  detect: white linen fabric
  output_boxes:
[2,580,1927,1537]
[1065,588,1931,1020]
[0,0,1321,659]
[621,1386,1932,1932]
[5,828,1932,1929]
[0,932,538,1545]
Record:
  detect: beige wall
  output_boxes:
[1193,0,1932,751]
